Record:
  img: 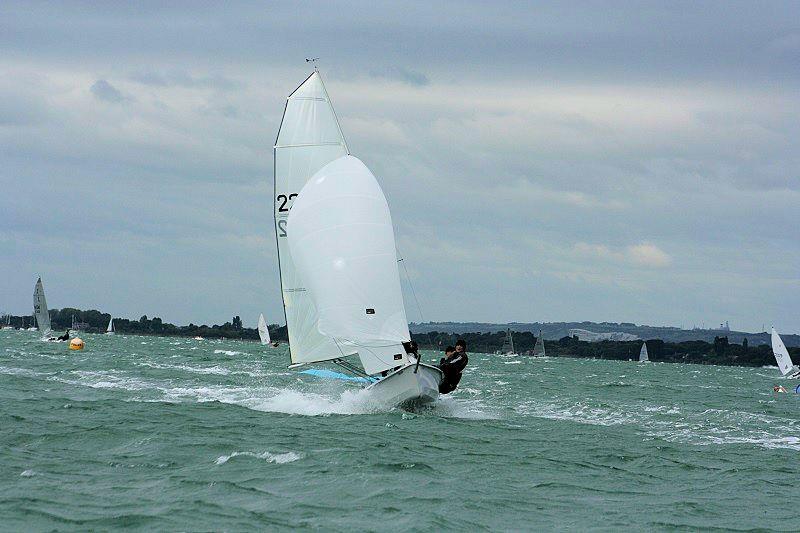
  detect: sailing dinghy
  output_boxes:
[639,341,649,362]
[106,317,115,335]
[258,313,271,345]
[771,327,800,379]
[33,277,54,340]
[497,328,519,356]
[274,71,442,407]
[532,330,546,357]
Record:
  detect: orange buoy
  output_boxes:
[69,338,85,350]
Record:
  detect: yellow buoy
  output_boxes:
[69,338,85,350]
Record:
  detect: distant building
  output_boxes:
[569,329,639,342]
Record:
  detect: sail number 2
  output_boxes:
[276,193,298,237]
[276,193,298,212]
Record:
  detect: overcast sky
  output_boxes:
[1,1,798,332]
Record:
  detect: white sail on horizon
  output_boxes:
[33,277,52,337]
[258,313,270,345]
[274,71,354,368]
[639,341,649,362]
[771,327,795,376]
[106,317,114,334]
[287,155,411,376]
[533,330,546,357]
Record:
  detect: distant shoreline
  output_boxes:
[4,309,795,368]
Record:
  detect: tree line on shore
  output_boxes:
[3,308,288,341]
[5,309,795,368]
[411,330,797,368]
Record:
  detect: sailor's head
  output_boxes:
[455,339,466,352]
[445,346,455,356]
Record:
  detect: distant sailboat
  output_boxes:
[258,313,270,345]
[275,71,442,406]
[639,341,649,362]
[497,328,519,356]
[33,278,52,338]
[106,317,115,335]
[771,327,800,379]
[532,330,546,357]
[27,313,37,331]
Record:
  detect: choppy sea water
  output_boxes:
[2,330,800,531]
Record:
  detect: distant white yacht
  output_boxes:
[639,341,649,362]
[33,277,53,338]
[532,330,546,357]
[106,317,115,335]
[497,328,519,356]
[771,327,800,379]
[258,313,270,345]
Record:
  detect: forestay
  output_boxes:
[771,327,795,376]
[287,155,412,376]
[258,313,270,345]
[33,277,51,336]
[274,72,352,366]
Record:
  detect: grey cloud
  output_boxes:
[91,79,125,103]
[367,67,430,87]
[129,70,241,91]
[1,1,800,332]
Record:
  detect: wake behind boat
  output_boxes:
[274,71,442,407]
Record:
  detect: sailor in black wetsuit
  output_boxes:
[438,339,468,394]
[52,329,70,342]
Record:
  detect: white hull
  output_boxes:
[366,362,442,407]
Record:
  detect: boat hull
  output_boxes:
[366,362,442,407]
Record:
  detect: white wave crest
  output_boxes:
[214,451,301,465]
[213,349,242,356]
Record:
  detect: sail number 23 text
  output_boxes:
[276,193,298,237]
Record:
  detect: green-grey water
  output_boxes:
[2,330,799,531]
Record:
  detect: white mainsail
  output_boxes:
[533,330,546,357]
[287,155,411,376]
[33,277,51,337]
[639,341,649,362]
[258,313,270,345]
[499,328,518,355]
[771,327,795,376]
[106,318,114,334]
[274,71,353,367]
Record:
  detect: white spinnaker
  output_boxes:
[639,342,649,362]
[287,155,411,375]
[33,277,51,336]
[274,71,353,367]
[258,313,270,345]
[772,327,795,376]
